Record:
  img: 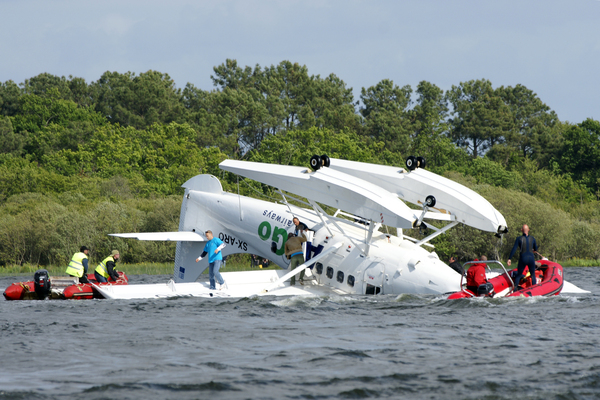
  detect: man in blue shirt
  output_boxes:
[195,230,227,290]
[507,224,539,290]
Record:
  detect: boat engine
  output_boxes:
[477,282,495,297]
[33,269,51,300]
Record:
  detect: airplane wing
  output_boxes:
[327,158,507,233]
[219,160,420,229]
[109,232,206,242]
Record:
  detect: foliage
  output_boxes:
[555,119,600,195]
[1,63,600,267]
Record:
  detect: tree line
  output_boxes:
[1,59,600,267]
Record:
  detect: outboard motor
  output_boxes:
[477,282,495,297]
[33,269,51,300]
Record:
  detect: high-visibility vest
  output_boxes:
[65,252,88,278]
[95,256,115,279]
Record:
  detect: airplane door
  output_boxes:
[363,262,385,295]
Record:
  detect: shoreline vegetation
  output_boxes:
[0,258,278,277]
[0,258,597,277]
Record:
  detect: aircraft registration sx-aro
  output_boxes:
[96,155,514,299]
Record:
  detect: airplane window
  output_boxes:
[315,263,323,275]
[336,271,344,283]
[326,267,334,279]
[347,275,355,287]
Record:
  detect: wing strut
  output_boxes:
[415,221,459,246]
[307,199,335,238]
[263,241,343,292]
[364,220,376,256]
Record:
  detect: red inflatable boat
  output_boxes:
[3,270,128,300]
[447,259,563,299]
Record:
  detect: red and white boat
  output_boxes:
[3,270,128,300]
[447,259,563,299]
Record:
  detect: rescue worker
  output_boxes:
[507,224,539,290]
[292,217,310,237]
[66,246,91,284]
[284,232,307,285]
[466,256,488,295]
[449,256,465,276]
[95,250,121,283]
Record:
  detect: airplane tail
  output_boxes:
[173,175,226,282]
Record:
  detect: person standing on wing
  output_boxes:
[284,232,307,285]
[196,230,226,290]
[292,217,309,237]
[507,224,539,290]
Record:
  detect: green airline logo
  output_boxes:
[258,221,287,255]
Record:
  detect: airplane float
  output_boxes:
[93,155,588,300]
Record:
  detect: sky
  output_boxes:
[1,0,599,124]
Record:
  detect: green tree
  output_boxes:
[556,118,600,195]
[446,79,512,158]
[91,70,185,129]
[360,79,413,153]
[0,117,24,155]
[495,84,560,167]
[206,59,359,153]
[0,80,22,117]
[11,89,105,161]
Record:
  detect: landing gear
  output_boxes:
[310,154,330,170]
[405,155,426,171]
[310,155,322,171]
[425,195,436,208]
[405,156,417,171]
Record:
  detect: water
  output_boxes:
[1,268,599,400]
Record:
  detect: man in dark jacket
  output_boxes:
[508,224,539,290]
[95,250,121,283]
[448,256,464,276]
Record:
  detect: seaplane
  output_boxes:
[94,155,587,300]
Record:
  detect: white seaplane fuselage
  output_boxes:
[100,175,461,299]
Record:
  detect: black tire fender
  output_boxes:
[310,155,322,171]
[406,156,417,171]
[425,195,436,208]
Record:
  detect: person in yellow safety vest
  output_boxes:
[94,250,121,283]
[65,246,91,284]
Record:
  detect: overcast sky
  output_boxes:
[1,0,598,123]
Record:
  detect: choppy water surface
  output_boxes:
[1,268,600,400]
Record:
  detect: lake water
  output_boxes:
[1,267,599,400]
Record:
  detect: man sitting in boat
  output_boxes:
[466,256,489,295]
[95,250,121,283]
[65,246,91,284]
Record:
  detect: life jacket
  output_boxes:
[65,252,88,278]
[522,269,544,288]
[95,256,115,279]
